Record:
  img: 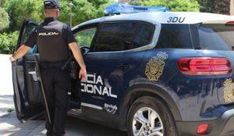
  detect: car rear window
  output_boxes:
[156,24,234,50]
[156,24,193,49]
[195,24,234,50]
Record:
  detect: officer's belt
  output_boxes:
[39,60,67,69]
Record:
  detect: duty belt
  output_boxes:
[39,60,67,69]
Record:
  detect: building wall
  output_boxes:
[211,0,230,15]
[231,0,234,15]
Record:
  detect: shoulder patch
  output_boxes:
[145,52,168,81]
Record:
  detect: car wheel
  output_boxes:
[127,96,177,136]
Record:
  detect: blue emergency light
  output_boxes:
[104,3,169,16]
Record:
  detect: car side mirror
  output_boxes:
[80,47,90,55]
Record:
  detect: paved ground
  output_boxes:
[0,55,127,136]
[0,95,127,136]
[0,55,13,94]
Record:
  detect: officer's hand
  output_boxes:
[10,56,16,63]
[79,67,87,82]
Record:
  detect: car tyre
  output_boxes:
[127,96,177,136]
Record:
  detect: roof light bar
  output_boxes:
[104,3,169,16]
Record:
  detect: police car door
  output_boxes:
[12,20,43,121]
[80,21,157,118]
[77,22,133,115]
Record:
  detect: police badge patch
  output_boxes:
[223,78,234,103]
[145,52,168,81]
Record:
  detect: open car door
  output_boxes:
[12,20,44,121]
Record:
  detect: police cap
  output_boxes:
[44,0,60,9]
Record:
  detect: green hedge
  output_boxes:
[0,31,18,54]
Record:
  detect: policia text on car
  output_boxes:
[10,0,87,136]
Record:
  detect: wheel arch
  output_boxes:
[118,83,182,130]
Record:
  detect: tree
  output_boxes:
[0,0,7,7]
[0,0,114,53]
[131,0,199,11]
[198,0,212,12]
[3,0,113,31]
[59,0,96,25]
[213,0,230,14]
[0,31,18,53]
[4,0,43,31]
[59,0,113,26]
[198,0,230,14]
[88,0,114,17]
[0,7,9,31]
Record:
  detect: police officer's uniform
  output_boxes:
[24,1,76,135]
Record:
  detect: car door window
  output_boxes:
[156,24,193,49]
[92,21,155,52]
[17,21,38,54]
[75,28,97,48]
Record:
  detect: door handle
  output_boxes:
[28,71,38,81]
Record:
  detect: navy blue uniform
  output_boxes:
[25,17,76,136]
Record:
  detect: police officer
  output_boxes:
[10,0,87,135]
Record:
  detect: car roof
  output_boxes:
[75,12,234,28]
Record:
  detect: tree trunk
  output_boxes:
[211,0,230,14]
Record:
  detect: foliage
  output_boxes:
[213,0,230,14]
[198,0,230,14]
[0,0,7,7]
[75,28,96,47]
[3,0,113,30]
[131,0,199,11]
[0,0,113,54]
[0,31,19,54]
[0,0,230,54]
[59,0,113,26]
[197,0,212,12]
[4,0,43,32]
[0,7,9,31]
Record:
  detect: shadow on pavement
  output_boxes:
[0,95,14,117]
[0,95,127,136]
[66,116,127,136]
[0,112,127,136]
[0,95,14,104]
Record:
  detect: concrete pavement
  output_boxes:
[0,54,13,95]
[0,54,14,117]
[0,112,126,136]
[0,95,14,117]
[0,95,127,136]
[0,112,127,136]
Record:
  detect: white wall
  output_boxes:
[0,54,13,95]
[231,0,234,15]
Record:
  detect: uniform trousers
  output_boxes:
[40,63,70,136]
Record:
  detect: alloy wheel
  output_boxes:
[132,107,164,136]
